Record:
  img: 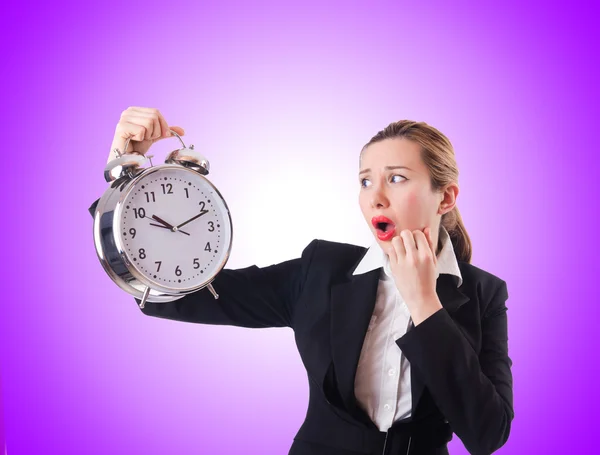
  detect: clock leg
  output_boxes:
[139,286,151,309]
[206,283,219,300]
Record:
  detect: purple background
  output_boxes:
[2,0,598,453]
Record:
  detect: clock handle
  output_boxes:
[116,129,187,158]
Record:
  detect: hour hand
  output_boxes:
[152,215,175,229]
[149,215,190,236]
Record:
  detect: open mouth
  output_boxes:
[376,222,393,232]
[371,216,396,239]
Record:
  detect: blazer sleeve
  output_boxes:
[88,197,319,329]
[396,280,513,455]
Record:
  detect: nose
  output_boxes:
[370,184,390,209]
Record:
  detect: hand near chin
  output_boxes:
[386,227,443,325]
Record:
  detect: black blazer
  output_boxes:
[88,200,514,455]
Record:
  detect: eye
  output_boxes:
[360,174,406,188]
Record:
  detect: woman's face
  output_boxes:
[358,138,455,255]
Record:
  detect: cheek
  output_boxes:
[403,191,423,213]
[396,191,429,224]
[406,191,420,207]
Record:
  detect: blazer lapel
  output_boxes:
[330,259,470,425]
[330,268,380,426]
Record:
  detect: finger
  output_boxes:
[401,230,417,256]
[152,109,171,138]
[420,228,431,253]
[119,113,155,140]
[425,228,433,251]
[393,234,406,259]
[112,122,147,153]
[121,112,159,140]
[391,236,401,263]
[154,114,185,138]
[123,107,185,138]
[425,228,437,260]
[127,106,160,113]
[168,126,185,136]
[128,107,174,139]
[387,237,398,263]
[414,230,430,256]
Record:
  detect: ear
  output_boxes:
[438,183,459,215]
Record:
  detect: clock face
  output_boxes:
[116,166,232,291]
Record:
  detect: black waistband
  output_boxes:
[296,410,452,454]
[363,417,452,453]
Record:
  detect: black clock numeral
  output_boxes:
[144,191,156,203]
[184,188,189,199]
[193,258,200,269]
[208,221,214,232]
[133,208,146,219]
[199,201,206,211]
[175,265,182,276]
[155,261,162,272]
[161,183,173,195]
[129,228,136,238]
[204,242,212,252]
[139,248,146,259]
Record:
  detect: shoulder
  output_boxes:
[311,238,367,256]
[457,261,506,288]
[301,238,367,277]
[457,261,509,313]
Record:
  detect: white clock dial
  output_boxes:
[117,166,232,291]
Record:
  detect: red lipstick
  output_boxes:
[371,215,396,241]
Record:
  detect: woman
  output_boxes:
[89,107,513,455]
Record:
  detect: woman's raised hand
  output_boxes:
[107,106,185,163]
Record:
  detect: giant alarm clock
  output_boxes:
[92,130,233,309]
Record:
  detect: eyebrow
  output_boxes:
[359,166,413,175]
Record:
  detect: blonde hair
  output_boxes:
[360,120,472,263]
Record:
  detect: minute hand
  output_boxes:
[175,210,210,229]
